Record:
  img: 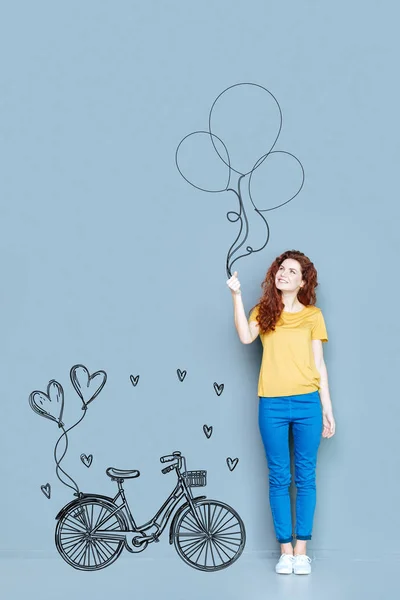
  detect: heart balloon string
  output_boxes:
[175,82,305,278]
[53,414,87,494]
[29,364,107,494]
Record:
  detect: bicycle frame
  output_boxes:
[87,463,207,548]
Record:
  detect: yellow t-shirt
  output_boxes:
[248,304,328,397]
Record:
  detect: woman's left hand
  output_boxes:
[322,409,335,438]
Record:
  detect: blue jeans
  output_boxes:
[258,390,322,543]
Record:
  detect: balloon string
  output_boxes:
[225,175,254,277]
[227,176,249,258]
[54,429,78,492]
[228,209,270,274]
[225,188,244,277]
[54,409,87,494]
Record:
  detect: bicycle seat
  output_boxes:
[106,467,140,481]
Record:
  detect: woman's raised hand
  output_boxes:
[227,271,241,295]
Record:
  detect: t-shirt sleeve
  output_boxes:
[311,309,328,342]
[248,305,259,323]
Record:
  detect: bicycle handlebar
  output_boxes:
[161,464,176,474]
[160,451,181,463]
[160,451,183,475]
[160,455,175,463]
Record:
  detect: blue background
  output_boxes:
[1,1,399,598]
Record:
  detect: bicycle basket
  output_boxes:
[182,470,207,487]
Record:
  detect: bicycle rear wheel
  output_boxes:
[55,498,125,571]
[173,499,246,571]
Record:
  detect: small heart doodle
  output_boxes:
[80,454,93,468]
[226,457,239,472]
[213,382,224,396]
[130,375,140,387]
[203,425,213,439]
[41,483,51,499]
[177,369,187,382]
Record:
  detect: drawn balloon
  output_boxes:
[248,150,305,212]
[208,82,282,176]
[175,131,231,193]
[70,364,107,409]
[176,82,304,278]
[29,380,65,427]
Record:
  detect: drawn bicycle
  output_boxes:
[55,451,246,571]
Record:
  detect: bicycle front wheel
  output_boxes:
[55,498,125,571]
[173,499,246,571]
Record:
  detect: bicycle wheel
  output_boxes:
[173,499,246,571]
[55,498,126,571]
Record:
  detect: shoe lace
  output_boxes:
[294,554,311,563]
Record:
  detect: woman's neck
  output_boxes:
[281,295,304,313]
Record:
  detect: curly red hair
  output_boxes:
[249,249,319,334]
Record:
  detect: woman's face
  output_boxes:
[275,258,304,292]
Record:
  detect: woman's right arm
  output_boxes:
[227,271,260,344]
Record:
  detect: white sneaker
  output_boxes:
[293,554,312,574]
[275,553,294,574]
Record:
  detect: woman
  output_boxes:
[227,249,335,575]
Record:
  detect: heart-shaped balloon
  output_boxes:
[70,364,107,409]
[29,380,64,427]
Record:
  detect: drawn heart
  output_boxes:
[41,483,51,499]
[177,369,187,382]
[226,457,239,471]
[29,380,64,427]
[80,453,93,468]
[203,425,213,439]
[130,375,140,387]
[70,364,107,408]
[213,382,224,396]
